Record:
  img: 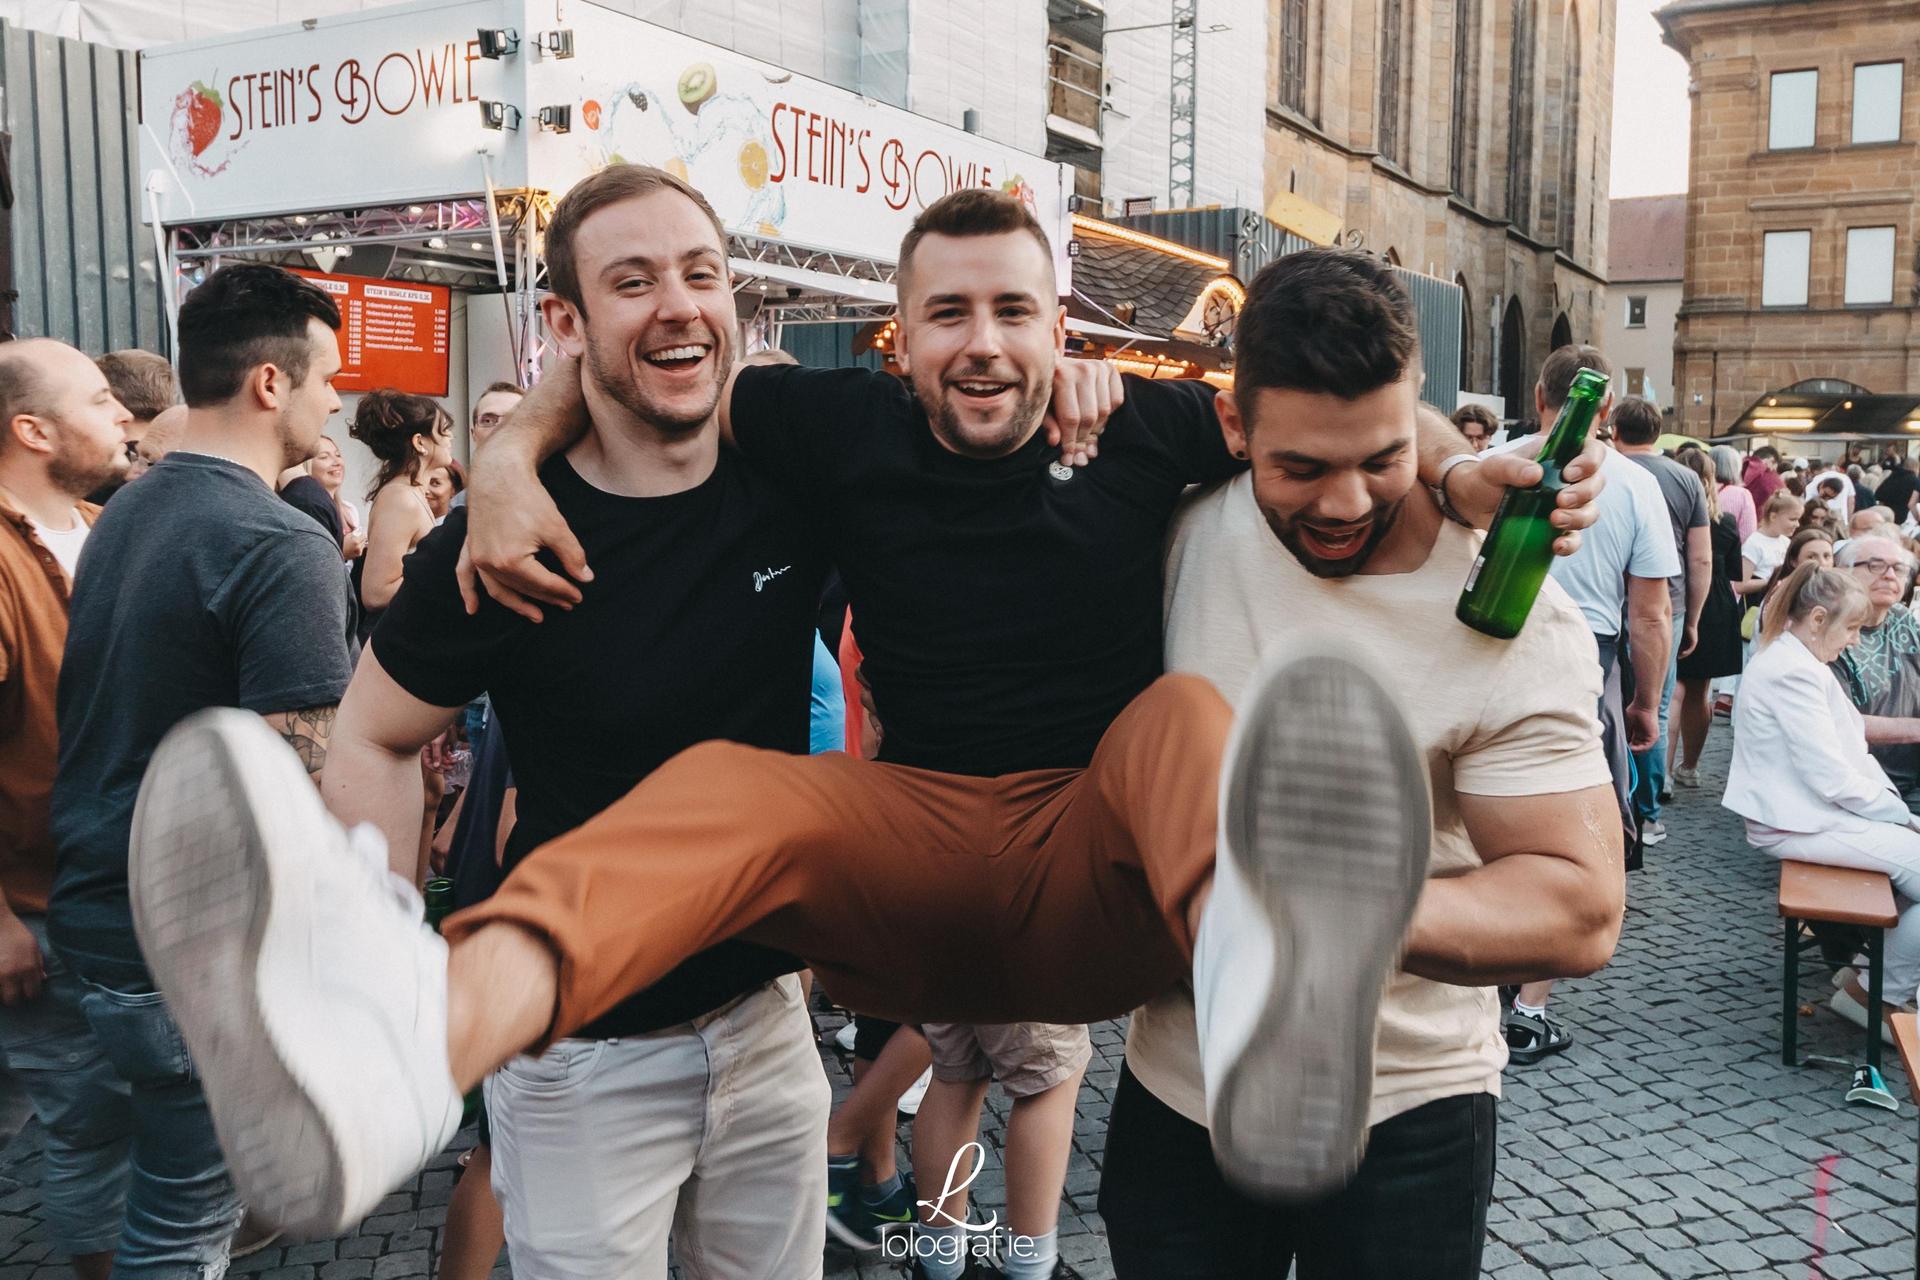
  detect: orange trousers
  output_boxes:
[445,674,1231,1039]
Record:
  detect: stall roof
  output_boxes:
[1718,381,1920,441]
[1066,215,1238,359]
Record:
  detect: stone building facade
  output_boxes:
[1262,0,1616,415]
[1659,0,1918,438]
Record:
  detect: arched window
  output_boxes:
[1279,0,1310,114]
[1450,0,1481,197]
[1378,0,1407,165]
[1551,311,1573,352]
[1456,275,1476,393]
[1558,6,1582,247]
[1506,0,1537,230]
[1385,247,1403,266]
[1500,296,1528,418]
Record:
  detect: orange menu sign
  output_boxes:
[291,269,451,396]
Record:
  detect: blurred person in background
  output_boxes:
[1744,446,1784,507]
[1449,403,1498,453]
[1711,445,1756,542]
[1670,450,1743,789]
[425,463,464,522]
[91,351,177,501]
[0,339,134,1280]
[308,435,365,559]
[349,389,453,626]
[453,383,523,512]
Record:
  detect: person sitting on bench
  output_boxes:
[1726,561,1920,1037]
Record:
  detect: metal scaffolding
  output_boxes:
[1168,0,1197,207]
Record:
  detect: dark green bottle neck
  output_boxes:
[1536,393,1602,470]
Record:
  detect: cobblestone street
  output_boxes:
[0,725,1914,1278]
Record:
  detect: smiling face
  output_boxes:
[1218,377,1420,578]
[310,435,346,491]
[542,187,733,435]
[893,230,1064,459]
[8,342,136,497]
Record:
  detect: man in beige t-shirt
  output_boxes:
[1097,250,1623,1280]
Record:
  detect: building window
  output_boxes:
[1626,296,1647,328]
[1845,226,1896,305]
[1626,368,1647,397]
[1557,14,1582,248]
[1768,69,1818,149]
[1506,0,1537,228]
[1853,62,1904,144]
[1449,0,1480,197]
[1378,0,1405,164]
[1279,0,1309,114]
[1761,230,1811,307]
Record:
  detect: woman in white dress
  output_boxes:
[1725,562,1920,1035]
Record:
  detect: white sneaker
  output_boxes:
[896,1066,932,1117]
[129,708,463,1239]
[1195,649,1431,1202]
[834,1020,859,1054]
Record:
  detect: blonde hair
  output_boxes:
[1758,561,1869,651]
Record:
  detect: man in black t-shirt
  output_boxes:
[50,264,351,1276]
[127,178,1608,1254]
[312,170,838,1277]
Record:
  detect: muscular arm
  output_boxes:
[1422,408,1606,553]
[260,705,338,782]
[1624,574,1672,749]
[1402,784,1625,986]
[321,653,463,880]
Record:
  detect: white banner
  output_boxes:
[138,0,1072,283]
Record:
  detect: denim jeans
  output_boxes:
[1632,611,1687,822]
[0,917,132,1258]
[68,968,241,1279]
[1099,1065,1496,1280]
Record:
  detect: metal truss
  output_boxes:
[760,301,896,324]
[727,233,899,288]
[1168,0,1197,207]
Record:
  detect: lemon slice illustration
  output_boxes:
[738,140,769,189]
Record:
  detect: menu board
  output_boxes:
[291,269,451,396]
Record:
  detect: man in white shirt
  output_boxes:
[1100,250,1623,1280]
[1501,348,1678,1064]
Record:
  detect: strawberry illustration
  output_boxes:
[174,81,223,157]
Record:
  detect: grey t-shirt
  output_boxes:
[1627,453,1709,614]
[48,453,353,984]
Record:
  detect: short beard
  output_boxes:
[1266,498,1404,580]
[918,376,1048,460]
[47,439,126,500]
[586,332,725,434]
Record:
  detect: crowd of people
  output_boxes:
[0,159,1899,1280]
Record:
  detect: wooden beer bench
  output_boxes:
[1779,860,1898,1069]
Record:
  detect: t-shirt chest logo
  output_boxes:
[1047,461,1075,483]
[753,565,792,593]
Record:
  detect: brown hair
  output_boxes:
[1450,403,1500,435]
[348,388,451,499]
[1609,395,1663,446]
[545,165,728,313]
[1762,490,1801,521]
[1677,448,1720,524]
[897,189,1055,297]
[96,349,179,420]
[1538,344,1613,413]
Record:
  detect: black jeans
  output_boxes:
[1098,1064,1497,1279]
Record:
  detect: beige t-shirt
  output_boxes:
[1131,473,1611,1129]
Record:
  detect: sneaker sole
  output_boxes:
[823,1206,882,1251]
[129,708,354,1238]
[1211,652,1431,1201]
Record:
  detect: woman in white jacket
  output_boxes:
[1725,561,1919,1034]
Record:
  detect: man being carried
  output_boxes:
[124,178,1615,1246]
[1101,253,1621,1279]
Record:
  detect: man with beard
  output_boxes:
[0,340,134,1280]
[1103,250,1621,1280]
[121,184,1614,1261]
[47,263,351,1276]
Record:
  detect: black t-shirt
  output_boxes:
[731,366,1238,776]
[1879,467,1919,520]
[280,475,344,548]
[49,454,354,983]
[373,449,821,1036]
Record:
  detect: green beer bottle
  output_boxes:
[1456,368,1610,639]
[424,877,456,932]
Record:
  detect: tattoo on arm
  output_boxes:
[271,705,337,779]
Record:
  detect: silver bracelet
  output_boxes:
[1432,452,1480,528]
